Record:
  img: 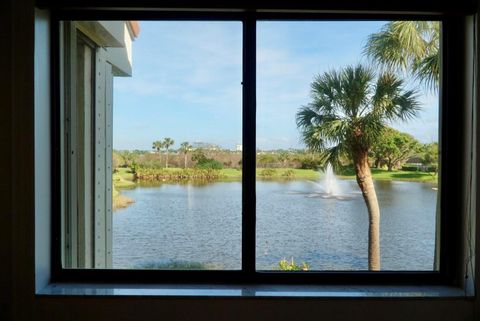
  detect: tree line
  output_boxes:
[114,133,437,173]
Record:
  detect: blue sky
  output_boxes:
[113,21,439,151]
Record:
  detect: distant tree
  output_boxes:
[191,148,207,164]
[179,142,192,168]
[162,137,175,168]
[277,150,290,167]
[191,148,223,169]
[112,150,122,171]
[421,142,439,174]
[152,141,163,154]
[257,153,276,168]
[371,128,421,171]
[118,150,137,167]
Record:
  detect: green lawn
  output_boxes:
[113,167,136,189]
[338,168,438,183]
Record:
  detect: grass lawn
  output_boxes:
[112,168,136,210]
[113,167,136,188]
[217,168,319,180]
[338,168,438,183]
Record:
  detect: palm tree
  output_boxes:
[363,21,439,90]
[152,140,163,154]
[296,64,420,270]
[162,137,175,168]
[179,142,192,168]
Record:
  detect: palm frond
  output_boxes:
[297,105,349,151]
[322,142,350,170]
[310,70,344,116]
[341,65,374,117]
[364,20,439,89]
[296,63,421,162]
[413,53,440,91]
[372,72,420,122]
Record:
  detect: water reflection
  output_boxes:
[113,180,437,271]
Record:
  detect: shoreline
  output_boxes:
[112,167,438,210]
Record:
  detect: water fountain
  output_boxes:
[303,162,357,200]
[322,163,341,196]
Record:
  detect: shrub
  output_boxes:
[336,165,355,176]
[282,169,295,177]
[278,258,310,271]
[196,159,224,169]
[259,168,276,177]
[402,165,420,171]
[134,168,223,181]
[299,158,322,169]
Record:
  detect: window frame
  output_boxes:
[50,9,471,286]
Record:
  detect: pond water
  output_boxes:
[113,179,437,271]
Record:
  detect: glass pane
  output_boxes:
[64,21,242,270]
[112,21,243,270]
[256,21,440,271]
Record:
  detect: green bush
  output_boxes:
[259,168,276,177]
[278,258,310,271]
[402,165,420,171]
[299,158,322,169]
[336,165,355,176]
[282,169,295,177]
[135,168,223,181]
[196,159,224,169]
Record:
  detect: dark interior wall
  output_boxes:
[32,297,475,321]
[1,0,36,320]
[0,0,13,320]
[2,0,480,320]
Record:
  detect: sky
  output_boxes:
[113,21,439,151]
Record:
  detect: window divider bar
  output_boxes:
[242,16,256,275]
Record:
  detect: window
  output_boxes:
[256,21,439,271]
[53,11,470,285]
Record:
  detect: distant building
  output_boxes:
[236,144,243,152]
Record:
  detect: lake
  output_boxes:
[113,179,437,270]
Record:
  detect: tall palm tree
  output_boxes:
[179,142,192,168]
[152,140,163,154]
[163,137,175,168]
[296,64,420,270]
[363,21,439,90]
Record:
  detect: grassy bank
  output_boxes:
[114,166,437,184]
[337,168,437,183]
[111,166,436,211]
[135,167,224,181]
[112,168,136,210]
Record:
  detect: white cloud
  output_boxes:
[115,21,439,150]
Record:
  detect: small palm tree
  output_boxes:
[363,21,439,90]
[163,137,175,168]
[296,64,420,270]
[179,142,192,168]
[152,140,163,154]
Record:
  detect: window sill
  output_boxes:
[38,283,468,298]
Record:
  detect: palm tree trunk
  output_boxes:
[353,150,381,271]
[166,151,169,168]
[184,153,187,168]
